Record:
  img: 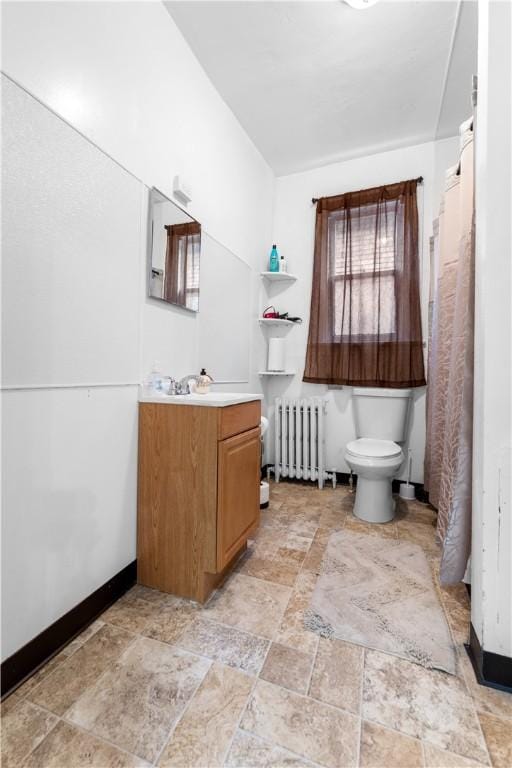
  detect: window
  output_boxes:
[164,222,201,311]
[329,201,403,340]
[303,179,425,388]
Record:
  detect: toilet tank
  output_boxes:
[353,387,412,442]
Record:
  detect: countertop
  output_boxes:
[139,389,263,408]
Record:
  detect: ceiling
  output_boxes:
[165,1,477,176]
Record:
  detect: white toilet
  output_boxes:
[345,387,412,523]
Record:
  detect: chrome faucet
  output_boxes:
[178,374,198,394]
[166,378,178,395]
[169,374,200,395]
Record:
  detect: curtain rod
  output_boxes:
[311,176,424,204]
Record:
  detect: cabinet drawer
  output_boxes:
[218,400,261,440]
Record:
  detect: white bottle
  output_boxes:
[279,255,287,273]
[144,360,164,394]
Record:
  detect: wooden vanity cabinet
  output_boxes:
[137,399,261,603]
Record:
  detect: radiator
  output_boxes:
[273,397,336,489]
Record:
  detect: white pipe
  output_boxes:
[303,399,310,480]
[275,398,281,483]
[288,402,295,478]
[310,403,317,482]
[296,400,302,479]
[282,402,288,478]
[318,398,325,489]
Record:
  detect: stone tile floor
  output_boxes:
[2,481,511,768]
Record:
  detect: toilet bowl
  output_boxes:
[345,438,404,523]
[345,387,412,524]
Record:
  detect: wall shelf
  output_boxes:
[260,267,298,378]
[260,271,298,283]
[259,318,295,327]
[258,371,295,377]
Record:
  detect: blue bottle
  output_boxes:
[269,244,279,272]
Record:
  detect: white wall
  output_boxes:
[1,76,144,661]
[1,386,139,660]
[1,1,273,660]
[471,0,512,658]
[1,0,274,385]
[267,139,459,483]
[2,78,142,390]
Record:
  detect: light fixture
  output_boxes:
[173,175,192,206]
[344,0,379,9]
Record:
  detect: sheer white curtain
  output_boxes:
[424,118,474,585]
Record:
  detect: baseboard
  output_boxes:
[263,467,428,503]
[334,473,430,504]
[335,471,353,487]
[466,622,512,693]
[1,560,137,699]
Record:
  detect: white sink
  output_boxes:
[139,389,263,408]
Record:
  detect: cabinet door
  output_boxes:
[217,426,260,571]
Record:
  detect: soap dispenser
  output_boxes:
[196,368,213,394]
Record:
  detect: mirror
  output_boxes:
[148,187,201,312]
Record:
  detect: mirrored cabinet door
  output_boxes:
[148,187,201,312]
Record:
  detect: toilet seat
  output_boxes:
[346,438,401,459]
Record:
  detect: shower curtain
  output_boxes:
[424,118,474,585]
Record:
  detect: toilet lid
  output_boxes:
[346,438,401,458]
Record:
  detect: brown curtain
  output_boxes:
[163,222,201,306]
[304,179,425,388]
[424,119,474,585]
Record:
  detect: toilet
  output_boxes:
[345,387,412,523]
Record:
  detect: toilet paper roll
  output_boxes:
[268,337,285,371]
